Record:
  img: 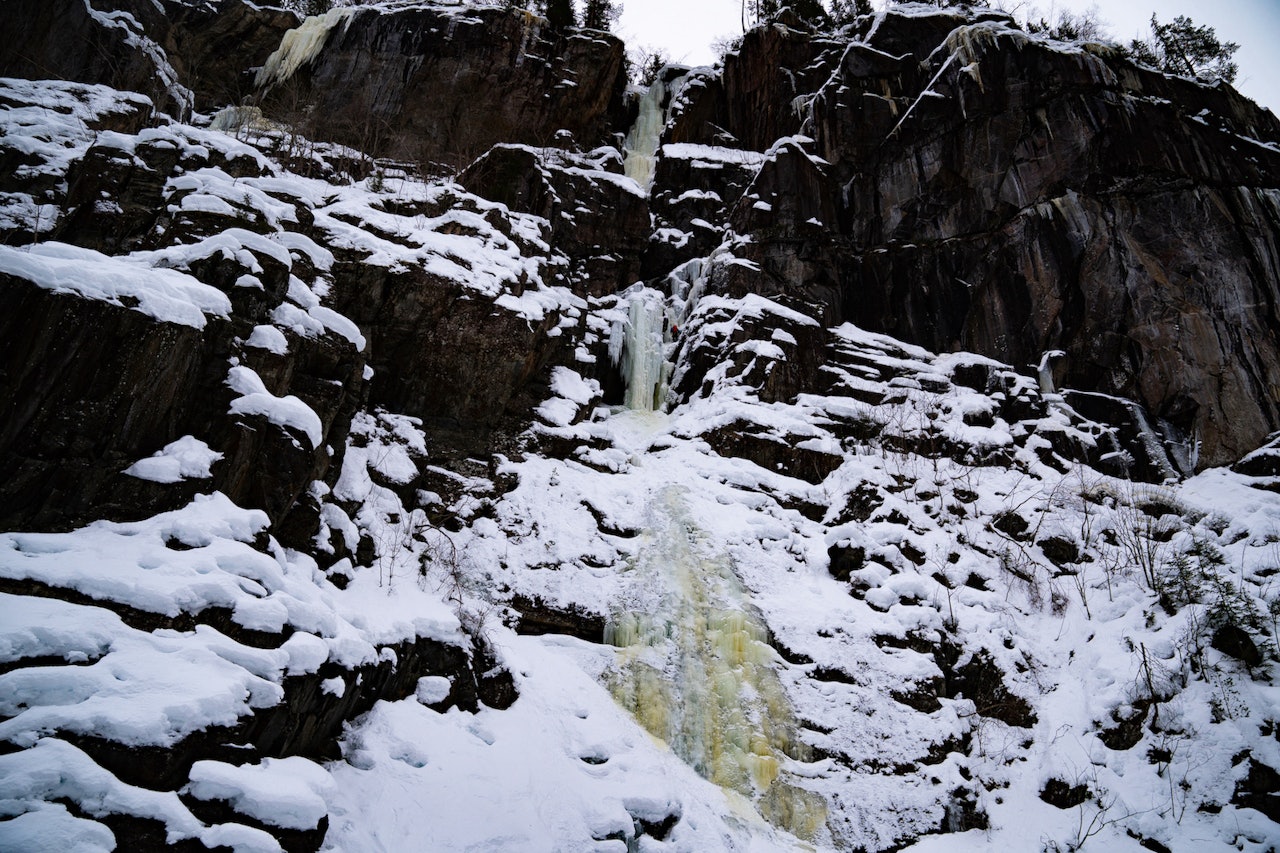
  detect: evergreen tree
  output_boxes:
[1127,14,1238,84]
[582,0,619,32]
[1023,8,1106,43]
[789,0,829,27]
[828,0,872,24]
[742,0,779,28]
[539,0,575,30]
[629,45,669,86]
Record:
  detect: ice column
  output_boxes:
[611,287,669,412]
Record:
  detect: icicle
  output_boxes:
[1036,349,1065,394]
[616,287,669,412]
[667,257,707,326]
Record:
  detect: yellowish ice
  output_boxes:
[606,486,827,840]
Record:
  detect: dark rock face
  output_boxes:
[1233,758,1280,822]
[1231,431,1280,493]
[511,594,606,643]
[0,0,192,117]
[0,86,366,533]
[459,144,649,296]
[664,68,731,147]
[644,143,763,279]
[0,272,364,533]
[257,6,628,169]
[1040,778,1091,809]
[161,0,301,111]
[0,0,301,117]
[719,22,845,152]
[1212,624,1264,668]
[327,255,575,463]
[0,280,222,531]
[698,9,1280,467]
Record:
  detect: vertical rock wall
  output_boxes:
[689,9,1280,467]
[256,5,629,169]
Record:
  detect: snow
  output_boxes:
[451,274,1280,851]
[187,757,336,831]
[0,631,282,748]
[124,436,223,483]
[247,324,290,355]
[0,79,153,236]
[0,739,201,839]
[307,178,579,324]
[1,492,336,640]
[325,635,813,853]
[5,262,1279,851]
[662,144,768,166]
[227,365,325,448]
[2,43,1279,853]
[0,242,232,329]
[280,632,330,675]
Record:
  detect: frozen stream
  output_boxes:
[604,485,827,840]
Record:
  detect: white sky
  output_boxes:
[616,0,1280,115]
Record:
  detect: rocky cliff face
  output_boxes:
[255,4,628,169]
[669,8,1280,467]
[2,4,1280,853]
[0,0,193,117]
[162,0,302,112]
[458,143,650,296]
[0,0,301,119]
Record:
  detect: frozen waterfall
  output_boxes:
[604,486,828,840]
[256,8,354,90]
[623,73,673,191]
[611,286,670,412]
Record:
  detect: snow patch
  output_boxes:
[226,365,324,448]
[0,243,231,329]
[123,436,223,484]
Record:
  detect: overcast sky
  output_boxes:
[616,0,1280,115]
